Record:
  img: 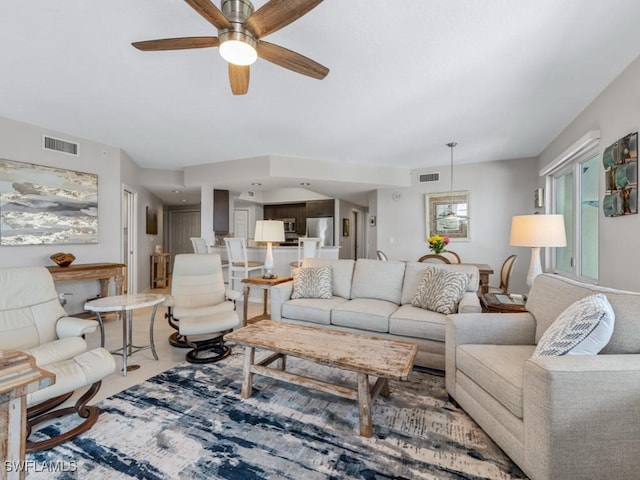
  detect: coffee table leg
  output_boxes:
[357,373,372,437]
[149,304,159,360]
[242,286,249,326]
[241,346,255,399]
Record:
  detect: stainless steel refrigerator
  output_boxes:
[306,217,334,246]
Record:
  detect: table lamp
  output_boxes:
[509,214,566,287]
[254,220,284,279]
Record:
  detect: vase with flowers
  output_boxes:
[427,234,450,254]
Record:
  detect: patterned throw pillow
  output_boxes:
[411,267,471,314]
[532,293,615,356]
[291,267,333,299]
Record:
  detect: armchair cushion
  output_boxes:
[56,316,99,338]
[23,337,88,367]
[412,267,470,314]
[291,266,332,299]
[533,293,615,357]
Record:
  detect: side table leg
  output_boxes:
[95,312,105,348]
[149,304,159,360]
[262,288,268,317]
[121,307,128,376]
[357,373,373,437]
[242,285,249,326]
[241,346,255,399]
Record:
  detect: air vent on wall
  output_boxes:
[419,172,440,183]
[42,135,79,156]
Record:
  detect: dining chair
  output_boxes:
[190,237,208,254]
[440,251,461,264]
[417,254,451,264]
[376,250,389,261]
[290,237,321,271]
[224,237,264,291]
[488,254,518,294]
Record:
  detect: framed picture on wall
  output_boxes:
[0,158,98,245]
[425,191,470,241]
[146,206,158,235]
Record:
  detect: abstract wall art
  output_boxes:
[603,132,637,217]
[0,159,98,245]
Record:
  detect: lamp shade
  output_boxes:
[254,220,285,243]
[509,214,566,247]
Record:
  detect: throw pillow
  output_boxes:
[291,266,333,299]
[532,293,615,357]
[411,267,471,315]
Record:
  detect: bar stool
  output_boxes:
[224,237,264,291]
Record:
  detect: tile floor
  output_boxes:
[64,285,262,405]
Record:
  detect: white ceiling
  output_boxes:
[1,1,639,204]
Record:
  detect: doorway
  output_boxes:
[168,209,201,267]
[233,209,249,239]
[122,186,137,294]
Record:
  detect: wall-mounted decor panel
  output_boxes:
[0,159,98,245]
[603,132,637,217]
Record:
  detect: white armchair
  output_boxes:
[0,266,116,452]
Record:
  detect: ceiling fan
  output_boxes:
[132,0,329,95]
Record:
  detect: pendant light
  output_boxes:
[445,142,460,229]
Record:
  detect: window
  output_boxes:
[544,132,600,281]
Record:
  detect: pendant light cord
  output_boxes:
[447,142,457,215]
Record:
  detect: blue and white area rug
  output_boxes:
[28,352,526,479]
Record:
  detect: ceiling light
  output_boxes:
[181,199,187,203]
[300,182,310,186]
[219,31,257,66]
[445,142,460,229]
[251,182,262,186]
[172,189,182,194]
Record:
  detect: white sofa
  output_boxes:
[446,273,640,480]
[270,258,481,370]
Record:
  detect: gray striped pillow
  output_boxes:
[291,267,333,299]
[411,267,471,314]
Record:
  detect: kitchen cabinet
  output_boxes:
[306,199,334,218]
[213,189,229,233]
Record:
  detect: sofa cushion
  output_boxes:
[350,259,406,304]
[532,293,615,356]
[282,297,349,325]
[527,274,640,354]
[302,258,355,299]
[331,298,398,333]
[401,262,479,305]
[457,344,536,419]
[389,304,446,342]
[291,267,333,299]
[412,267,471,315]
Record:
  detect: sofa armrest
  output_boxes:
[56,316,99,338]
[445,312,536,395]
[523,355,640,480]
[269,281,293,321]
[458,292,481,313]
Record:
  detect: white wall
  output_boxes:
[538,54,640,290]
[0,117,162,313]
[376,157,540,294]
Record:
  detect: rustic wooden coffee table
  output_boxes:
[225,320,417,437]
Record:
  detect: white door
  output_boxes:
[122,186,136,293]
[234,209,249,239]
[169,210,201,268]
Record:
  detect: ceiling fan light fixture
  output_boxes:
[219,30,257,66]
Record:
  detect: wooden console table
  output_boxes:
[47,262,126,298]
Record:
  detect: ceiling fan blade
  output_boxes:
[245,0,323,38]
[183,0,232,30]
[132,37,219,51]
[229,64,250,95]
[257,41,328,80]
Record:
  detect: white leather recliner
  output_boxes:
[164,254,240,363]
[0,266,116,452]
